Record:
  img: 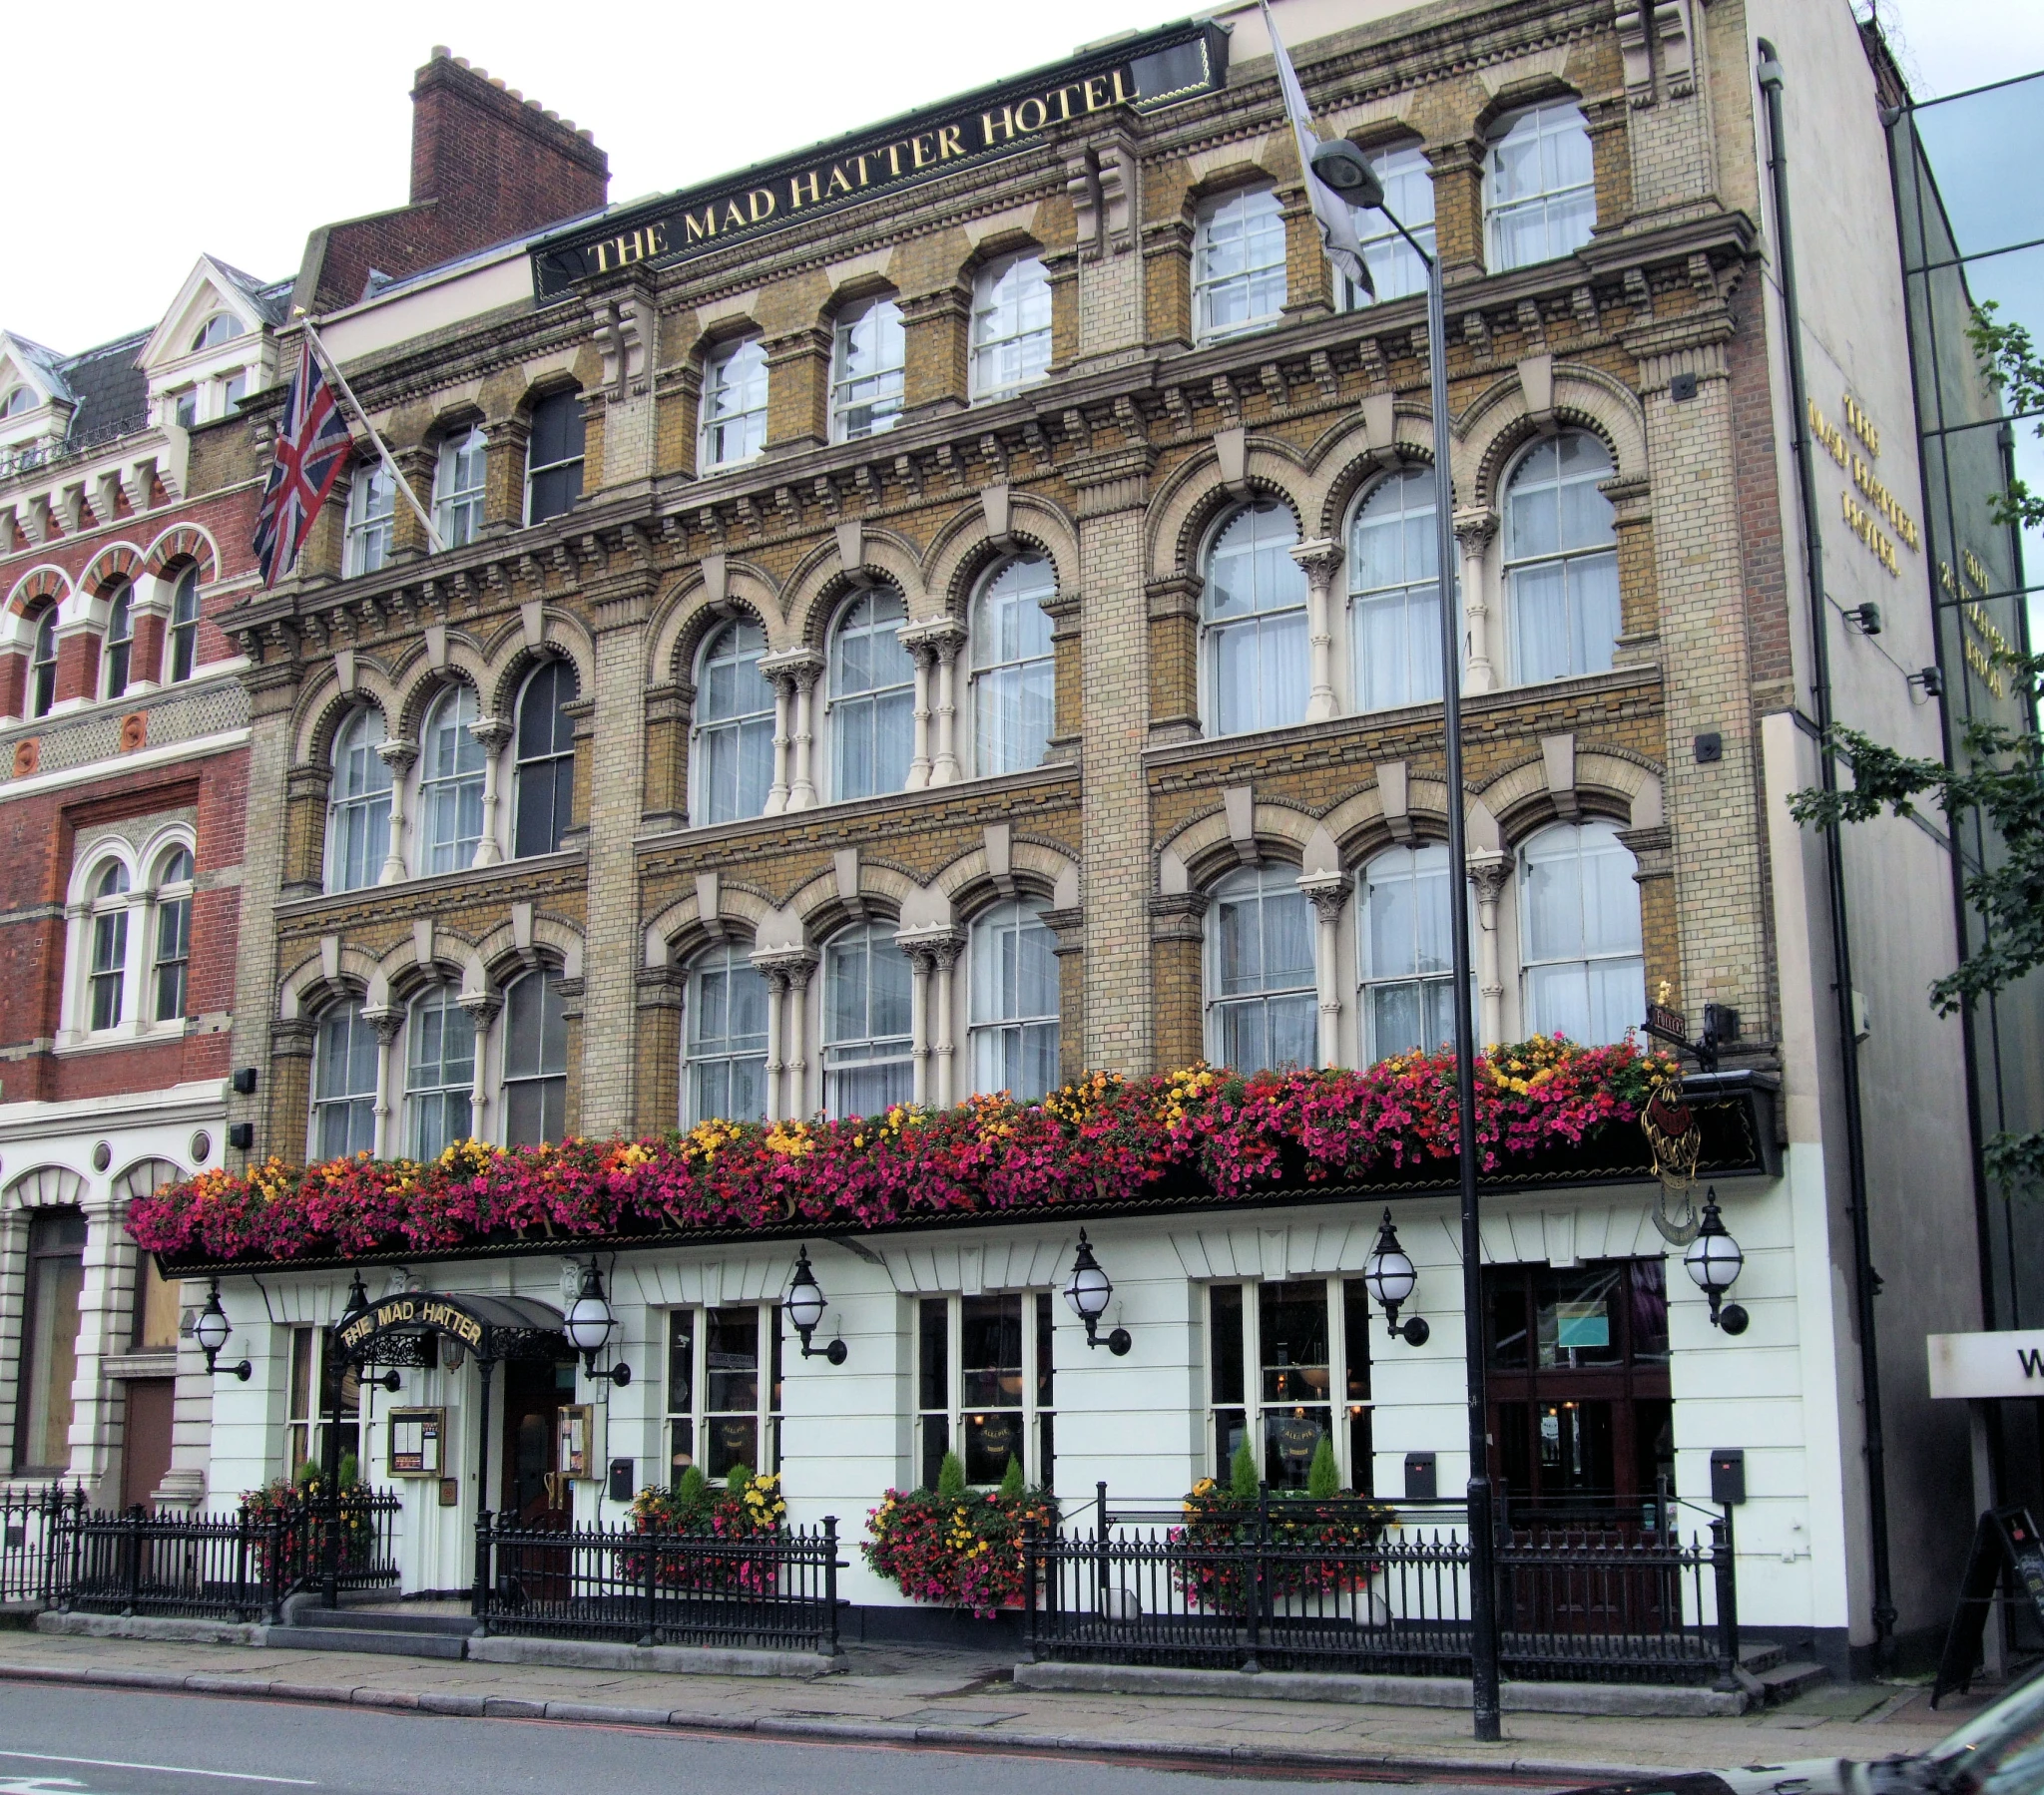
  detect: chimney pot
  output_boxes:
[431,43,449,58]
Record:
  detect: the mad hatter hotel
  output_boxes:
[140,0,2010,1674]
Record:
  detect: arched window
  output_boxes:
[1504,431,1620,684]
[502,970,569,1144]
[686,944,768,1123]
[313,1002,378,1159]
[434,425,487,549]
[191,314,243,351]
[1357,844,1470,1063]
[700,338,768,469]
[1349,468,1443,712]
[88,861,132,1032]
[406,986,474,1159]
[1194,187,1287,344]
[525,389,585,526]
[103,584,134,700]
[167,568,201,683]
[970,254,1052,399]
[822,921,912,1119]
[328,708,392,893]
[29,607,57,718]
[344,464,395,577]
[418,685,484,874]
[1206,865,1314,1073]
[830,298,905,442]
[1203,502,1307,736]
[1485,102,1595,271]
[1341,145,1436,307]
[153,846,194,1023]
[968,901,1059,1101]
[970,558,1054,775]
[0,387,32,418]
[828,589,913,800]
[1520,821,1644,1046]
[513,661,577,857]
[694,622,773,824]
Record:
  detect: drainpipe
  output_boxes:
[1757,41,1896,1669]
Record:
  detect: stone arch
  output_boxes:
[1477,746,1661,844]
[141,524,220,583]
[419,397,489,455]
[394,654,488,747]
[1146,434,1310,579]
[786,525,928,648]
[4,565,69,624]
[111,1158,185,1203]
[646,560,783,690]
[481,607,597,721]
[784,858,917,945]
[922,490,1078,625]
[1304,405,1440,543]
[930,837,1081,924]
[643,878,775,971]
[1155,798,1318,895]
[78,541,145,597]
[2,1165,88,1210]
[294,662,400,767]
[278,942,379,1023]
[471,910,585,988]
[1462,362,1648,508]
[367,925,487,1010]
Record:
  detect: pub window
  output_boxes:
[501,970,569,1146]
[1348,466,1443,712]
[821,920,912,1120]
[433,425,488,549]
[666,1304,783,1484]
[524,389,586,527]
[103,583,134,701]
[826,588,913,800]
[1504,430,1620,684]
[513,660,577,858]
[29,605,57,719]
[969,254,1052,400]
[14,1208,87,1474]
[1207,1277,1374,1493]
[1202,501,1307,737]
[916,1292,1055,1491]
[967,900,1059,1103]
[1356,844,1472,1064]
[1520,821,1644,1047]
[167,567,201,683]
[699,338,767,469]
[693,620,774,825]
[131,1251,183,1352]
[405,985,475,1159]
[283,1323,362,1480]
[1484,1259,1671,1522]
[1193,187,1287,345]
[1205,865,1315,1074]
[343,464,396,578]
[312,1001,378,1159]
[828,298,904,443]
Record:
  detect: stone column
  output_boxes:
[365,1007,404,1158]
[1290,539,1343,723]
[69,1189,131,1500]
[374,740,416,885]
[1454,509,1498,695]
[1468,851,1510,1047]
[902,618,967,786]
[468,716,512,867]
[1298,875,1349,1068]
[903,943,935,1103]
[459,992,502,1140]
[932,629,965,784]
[761,649,824,812]
[783,955,816,1118]
[904,640,935,790]
[759,964,789,1119]
[930,934,963,1107]
[765,674,792,815]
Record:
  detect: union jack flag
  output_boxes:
[253,343,353,587]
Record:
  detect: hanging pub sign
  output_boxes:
[529,20,1230,302]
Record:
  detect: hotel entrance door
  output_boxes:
[501,1359,578,1527]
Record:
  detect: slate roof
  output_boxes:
[56,330,152,450]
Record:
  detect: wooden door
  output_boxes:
[500,1360,576,1526]
[121,1379,175,1511]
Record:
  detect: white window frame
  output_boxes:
[692,620,775,825]
[1347,468,1444,714]
[500,968,568,1145]
[86,859,133,1035]
[821,920,913,1120]
[312,1001,378,1160]
[102,583,134,701]
[969,254,1052,401]
[1204,1276,1375,1494]
[1502,431,1621,685]
[826,589,913,801]
[828,298,904,443]
[343,464,395,577]
[1201,502,1309,738]
[1484,102,1596,272]
[1518,820,1645,1048]
[1204,864,1316,1075]
[699,338,768,469]
[1355,843,1475,1065]
[967,901,1060,1102]
[405,985,475,1160]
[282,1324,359,1481]
[151,846,195,1025]
[29,606,57,718]
[1193,187,1288,345]
[1340,145,1436,308]
[434,425,488,549]
[684,943,769,1125]
[327,707,392,894]
[915,1290,1056,1491]
[665,1303,782,1485]
[416,684,484,875]
[166,567,201,683]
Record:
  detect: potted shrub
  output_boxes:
[627,1464,786,1594]
[863,1452,1057,1619]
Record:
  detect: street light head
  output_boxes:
[1309,138,1382,208]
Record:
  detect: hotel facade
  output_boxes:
[9,0,2032,1676]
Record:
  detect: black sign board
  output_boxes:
[529,21,1229,301]
[1644,1003,1690,1050]
[1933,1506,2044,1704]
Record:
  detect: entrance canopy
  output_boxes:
[334,1290,573,1368]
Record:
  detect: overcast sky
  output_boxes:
[5,0,2040,354]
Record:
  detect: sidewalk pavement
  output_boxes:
[0,1623,1984,1785]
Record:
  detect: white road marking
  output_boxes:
[0,1756,314,1787]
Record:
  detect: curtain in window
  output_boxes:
[1343,146,1436,306]
[970,558,1055,774]
[1207,866,1315,1072]
[1485,103,1596,270]
[830,301,904,441]
[687,944,769,1123]
[823,921,913,1118]
[696,622,774,823]
[969,901,1060,1101]
[514,661,577,857]
[1506,431,1620,683]
[1204,503,1307,735]
[329,708,392,892]
[970,256,1052,397]
[502,971,569,1145]
[1195,188,1287,342]
[419,685,485,873]
[1349,468,1443,711]
[314,1004,378,1159]
[1521,821,1644,1045]
[1357,844,1471,1061]
[435,425,487,548]
[700,339,768,467]
[829,590,913,799]
[344,464,396,576]
[526,390,585,525]
[406,986,475,1159]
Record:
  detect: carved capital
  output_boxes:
[1466,849,1510,906]
[1287,538,1342,592]
[1452,507,1499,554]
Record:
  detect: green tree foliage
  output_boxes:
[936,1449,968,1502]
[1229,1437,1261,1503]
[1306,1436,1341,1499]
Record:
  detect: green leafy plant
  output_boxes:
[998,1454,1026,1500]
[937,1450,967,1503]
[1307,1437,1341,1500]
[863,1473,1059,1619]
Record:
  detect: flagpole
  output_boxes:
[292,312,446,556]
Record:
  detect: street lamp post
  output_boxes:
[1307,138,1503,1742]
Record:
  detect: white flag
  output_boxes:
[1260,0,1368,292]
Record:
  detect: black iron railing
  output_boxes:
[1022,1489,1738,1687]
[472,1511,842,1655]
[16,1487,402,1621]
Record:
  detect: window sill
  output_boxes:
[282,845,588,918]
[55,1019,193,1056]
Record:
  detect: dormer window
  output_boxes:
[173,390,199,430]
[191,314,244,352]
[221,371,248,412]
[0,388,30,419]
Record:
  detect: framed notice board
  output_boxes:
[386,1407,444,1478]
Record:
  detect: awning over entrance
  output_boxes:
[333,1290,573,1367]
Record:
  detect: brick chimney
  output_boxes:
[292,49,610,317]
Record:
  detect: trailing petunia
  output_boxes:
[129,1038,1676,1267]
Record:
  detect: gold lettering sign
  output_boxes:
[531,25,1224,300]
[1809,397,1920,568]
[338,1294,488,1355]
